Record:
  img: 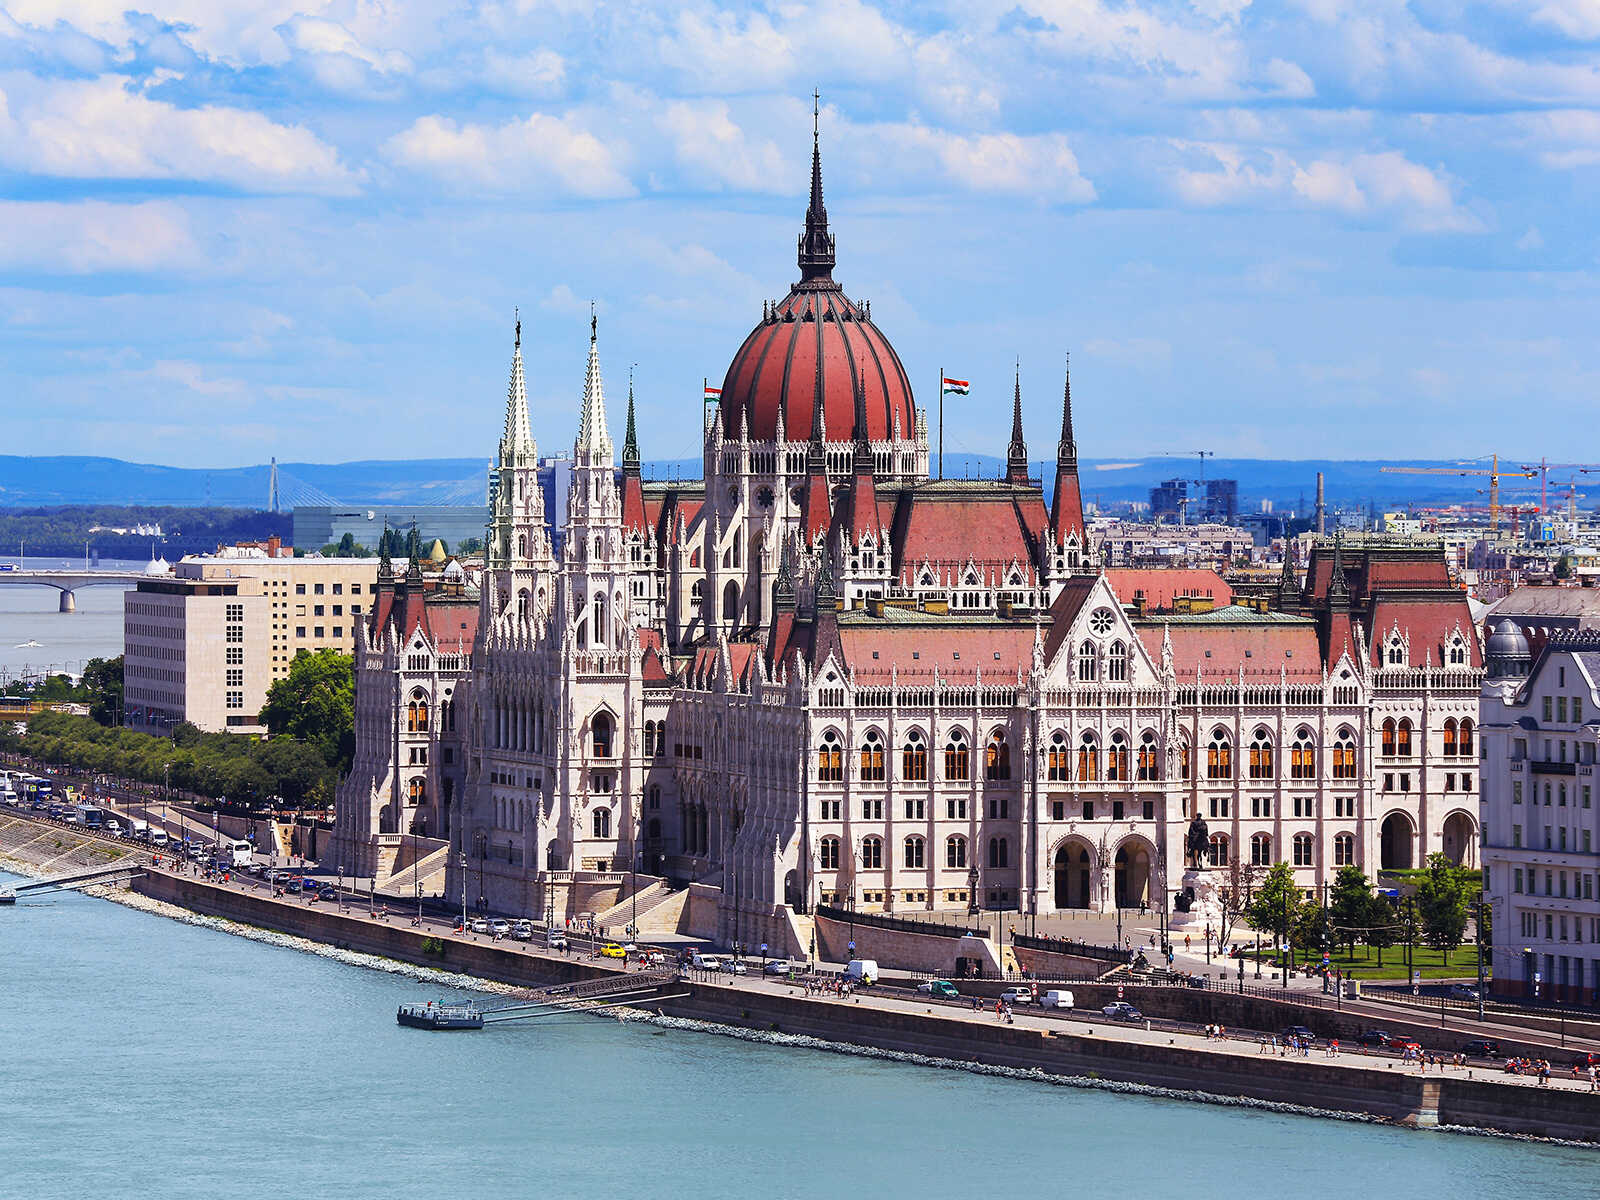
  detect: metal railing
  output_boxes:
[1011,930,1132,964]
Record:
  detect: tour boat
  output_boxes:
[396,1001,484,1030]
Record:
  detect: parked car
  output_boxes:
[1462,1039,1501,1058]
[1571,1051,1600,1069]
[488,919,512,938]
[917,980,960,999]
[1101,1001,1143,1022]
[599,942,627,959]
[764,959,795,976]
[469,918,491,934]
[546,930,569,950]
[719,958,747,975]
[1354,1030,1394,1048]
[512,920,534,941]
[1448,984,1481,1000]
[1040,989,1075,1010]
[1281,1025,1318,1044]
[999,987,1034,1007]
[317,885,338,902]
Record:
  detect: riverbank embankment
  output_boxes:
[4,811,1598,1144]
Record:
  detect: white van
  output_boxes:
[1041,989,1075,1010]
[844,959,878,986]
[690,951,722,970]
[222,839,252,867]
[148,828,170,848]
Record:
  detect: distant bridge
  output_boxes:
[0,569,145,612]
[0,857,151,903]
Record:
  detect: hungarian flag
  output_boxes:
[704,385,722,400]
[942,376,969,395]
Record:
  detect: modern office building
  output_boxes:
[293,505,490,554]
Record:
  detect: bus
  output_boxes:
[74,804,105,829]
[219,839,253,867]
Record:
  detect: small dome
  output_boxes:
[429,538,448,564]
[143,556,169,576]
[1487,618,1530,658]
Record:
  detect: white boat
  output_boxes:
[14,639,43,649]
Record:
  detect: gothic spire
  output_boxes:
[576,304,612,463]
[1058,353,1077,465]
[1006,362,1029,484]
[501,308,534,461]
[852,375,873,473]
[774,535,796,613]
[377,520,393,585]
[622,365,640,473]
[797,89,836,284]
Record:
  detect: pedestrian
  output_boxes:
[1184,934,1191,952]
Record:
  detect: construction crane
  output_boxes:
[1379,454,1536,534]
[1520,459,1600,515]
[1157,450,1215,526]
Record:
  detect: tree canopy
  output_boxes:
[260,648,355,775]
[1417,852,1471,953]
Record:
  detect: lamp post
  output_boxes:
[460,851,468,931]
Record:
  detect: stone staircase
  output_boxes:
[378,845,449,899]
[590,881,689,936]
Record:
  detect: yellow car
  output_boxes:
[599,942,627,959]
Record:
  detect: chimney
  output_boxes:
[1315,472,1326,536]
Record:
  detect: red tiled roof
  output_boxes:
[1050,464,1085,547]
[1368,598,1481,668]
[1135,620,1321,677]
[622,470,648,534]
[890,488,1045,573]
[1105,569,1233,612]
[839,623,1039,680]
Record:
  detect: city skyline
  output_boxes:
[2,1,1597,467]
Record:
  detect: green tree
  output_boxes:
[1417,852,1470,961]
[260,648,355,773]
[458,536,483,555]
[1362,891,1398,967]
[1555,553,1575,581]
[1329,864,1371,956]
[336,532,358,556]
[1245,863,1302,952]
[81,655,123,725]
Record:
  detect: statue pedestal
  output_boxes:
[1169,868,1224,929]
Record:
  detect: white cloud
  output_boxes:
[1525,0,1600,40]
[0,77,360,193]
[279,16,412,74]
[1516,226,1545,251]
[658,99,787,192]
[0,200,201,272]
[1176,143,1479,231]
[384,111,635,197]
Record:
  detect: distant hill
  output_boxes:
[0,453,1550,514]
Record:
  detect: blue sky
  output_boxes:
[2,0,1598,470]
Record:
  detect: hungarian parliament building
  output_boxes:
[333,137,1484,955]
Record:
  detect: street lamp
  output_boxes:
[460,851,468,931]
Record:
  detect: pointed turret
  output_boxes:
[797,90,836,284]
[1276,540,1300,606]
[799,350,831,542]
[501,310,535,462]
[774,535,796,614]
[622,367,640,473]
[622,369,648,535]
[377,521,393,586]
[1006,364,1029,485]
[576,307,612,465]
[1049,356,1086,550]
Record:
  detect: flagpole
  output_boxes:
[938,366,944,481]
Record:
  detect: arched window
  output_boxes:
[722,579,739,627]
[1291,728,1315,779]
[1047,731,1070,782]
[903,836,925,869]
[988,836,1009,868]
[408,778,426,806]
[1443,718,1458,757]
[1397,718,1413,757]
[592,808,611,840]
[902,729,928,781]
[1333,728,1357,779]
[1108,730,1130,781]
[1251,832,1273,867]
[946,835,967,869]
[1077,641,1098,682]
[517,533,528,558]
[1381,718,1396,756]
[1208,833,1229,866]
[861,836,883,870]
[944,728,970,780]
[643,720,657,757]
[1459,718,1474,756]
[1334,833,1355,866]
[1292,832,1313,867]
[592,711,614,758]
[1107,640,1128,682]
[1207,729,1233,780]
[1448,637,1467,666]
[1179,739,1191,781]
[1137,730,1159,781]
[1248,728,1273,780]
[860,730,886,782]
[1387,637,1404,666]
[1077,731,1100,782]
[592,593,607,648]
[407,701,419,732]
[985,730,1010,781]
[818,731,843,782]
[819,836,840,871]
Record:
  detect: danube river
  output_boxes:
[3,875,1598,1198]
[0,558,138,683]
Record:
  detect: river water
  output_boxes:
[0,557,139,684]
[2,873,1597,1198]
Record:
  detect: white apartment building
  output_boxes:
[1481,622,1600,1003]
[124,551,380,733]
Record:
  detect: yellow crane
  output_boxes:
[1380,454,1536,534]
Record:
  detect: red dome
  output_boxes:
[719,284,915,443]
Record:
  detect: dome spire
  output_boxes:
[1006,361,1029,484]
[623,363,640,473]
[797,89,836,284]
[501,308,535,461]
[576,304,612,464]
[1058,352,1076,466]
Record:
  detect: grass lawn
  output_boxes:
[1249,942,1486,981]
